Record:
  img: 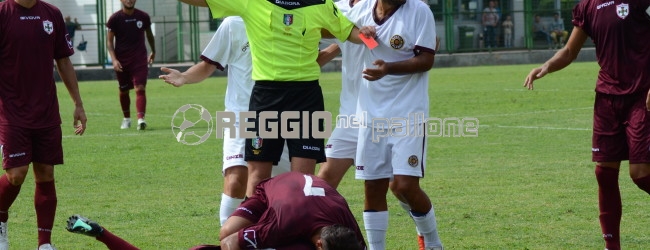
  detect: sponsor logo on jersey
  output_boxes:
[226,154,244,161]
[20,16,41,20]
[592,148,600,152]
[236,207,253,215]
[596,1,614,10]
[137,20,143,29]
[241,42,250,52]
[269,0,326,10]
[325,144,332,149]
[283,14,294,26]
[616,3,629,19]
[408,155,419,167]
[390,35,404,49]
[356,165,364,170]
[277,0,301,6]
[8,152,26,158]
[43,20,54,35]
[302,145,320,151]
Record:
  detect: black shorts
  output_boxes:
[245,80,326,163]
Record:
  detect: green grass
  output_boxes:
[8,62,650,249]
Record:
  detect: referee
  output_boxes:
[178,0,371,198]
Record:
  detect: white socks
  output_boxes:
[411,208,442,248]
[363,211,388,250]
[219,193,244,226]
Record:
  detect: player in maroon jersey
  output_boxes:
[0,0,88,249]
[524,1,650,249]
[107,0,155,130]
[66,172,364,250]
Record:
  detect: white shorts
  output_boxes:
[355,125,426,180]
[223,126,290,177]
[325,126,358,160]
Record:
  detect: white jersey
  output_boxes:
[346,0,436,126]
[335,0,366,118]
[201,16,252,114]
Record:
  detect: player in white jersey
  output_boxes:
[345,0,443,249]
[316,0,367,189]
[158,16,290,226]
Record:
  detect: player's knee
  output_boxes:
[389,178,420,197]
[5,167,29,185]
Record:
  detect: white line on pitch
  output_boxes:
[480,124,590,131]
[472,107,591,118]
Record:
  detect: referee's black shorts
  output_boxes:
[245,80,326,163]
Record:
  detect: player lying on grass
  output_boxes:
[66,172,366,250]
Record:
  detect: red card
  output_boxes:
[358,33,378,49]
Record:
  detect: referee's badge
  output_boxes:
[252,136,263,155]
[390,35,405,49]
[408,155,419,167]
[283,14,293,26]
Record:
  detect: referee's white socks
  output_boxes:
[219,193,245,226]
[363,211,388,250]
[411,208,443,248]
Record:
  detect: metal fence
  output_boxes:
[49,0,590,67]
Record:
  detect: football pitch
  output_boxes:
[8,61,650,249]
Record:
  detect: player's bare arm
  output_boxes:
[106,30,122,72]
[145,27,156,65]
[524,26,588,90]
[317,43,341,67]
[159,61,217,87]
[55,57,87,135]
[346,26,376,44]
[363,51,435,81]
[219,233,241,250]
[178,0,208,7]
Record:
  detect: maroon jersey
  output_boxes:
[573,0,650,95]
[106,9,151,68]
[236,172,365,249]
[0,0,73,128]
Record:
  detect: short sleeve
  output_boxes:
[414,2,437,52]
[143,12,152,29]
[200,17,237,70]
[106,14,114,30]
[206,0,248,18]
[54,11,74,59]
[572,1,587,33]
[322,0,355,42]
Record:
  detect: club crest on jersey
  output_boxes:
[137,20,143,28]
[283,14,293,26]
[408,155,419,167]
[616,3,629,19]
[42,20,54,35]
[390,35,405,49]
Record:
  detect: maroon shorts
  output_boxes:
[0,125,63,169]
[116,63,148,91]
[592,92,650,163]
